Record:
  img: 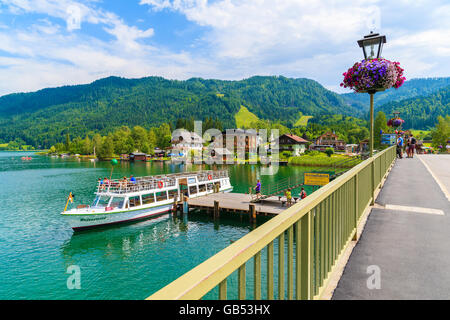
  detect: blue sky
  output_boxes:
[0,0,450,96]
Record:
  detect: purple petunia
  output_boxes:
[341,58,405,93]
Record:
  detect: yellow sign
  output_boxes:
[304,173,330,186]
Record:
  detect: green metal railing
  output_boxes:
[147,146,396,300]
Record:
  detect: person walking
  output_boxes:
[409,134,416,158]
[406,135,411,158]
[396,135,404,159]
[254,179,261,200]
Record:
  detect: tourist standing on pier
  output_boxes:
[286,189,292,207]
[254,179,261,200]
[300,187,307,200]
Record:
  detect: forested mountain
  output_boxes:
[376,84,450,129]
[341,77,450,111]
[0,75,360,148]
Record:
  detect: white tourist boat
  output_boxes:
[61,170,232,231]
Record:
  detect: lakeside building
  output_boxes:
[206,147,233,162]
[314,131,346,151]
[211,129,259,154]
[278,134,309,156]
[359,139,369,153]
[345,144,359,154]
[129,152,148,161]
[153,148,166,158]
[170,131,204,155]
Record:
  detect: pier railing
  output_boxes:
[147,146,396,300]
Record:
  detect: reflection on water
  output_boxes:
[0,151,324,299]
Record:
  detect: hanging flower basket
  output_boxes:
[340,58,405,93]
[388,117,405,127]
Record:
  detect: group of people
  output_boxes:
[98,175,136,190]
[253,179,307,207]
[285,187,307,207]
[396,134,417,159]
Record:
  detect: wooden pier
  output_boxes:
[185,192,301,218]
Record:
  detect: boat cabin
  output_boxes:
[94,170,231,211]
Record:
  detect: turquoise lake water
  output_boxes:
[0,151,323,299]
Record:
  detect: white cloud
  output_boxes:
[1,0,450,96]
[0,0,206,94]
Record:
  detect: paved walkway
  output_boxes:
[332,155,450,300]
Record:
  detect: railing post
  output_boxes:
[299,211,312,300]
[238,264,246,300]
[353,174,359,241]
[287,226,294,300]
[267,242,274,300]
[219,279,227,300]
[370,158,375,205]
[278,232,285,300]
[254,252,261,300]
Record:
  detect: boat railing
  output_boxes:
[197,170,228,182]
[96,170,229,194]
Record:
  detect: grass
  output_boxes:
[409,129,431,140]
[294,115,313,127]
[288,153,359,167]
[235,105,259,128]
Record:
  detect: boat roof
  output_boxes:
[96,169,229,196]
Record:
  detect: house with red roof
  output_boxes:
[278,134,309,156]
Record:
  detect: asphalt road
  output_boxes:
[417,154,450,201]
[332,155,450,300]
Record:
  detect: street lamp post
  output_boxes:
[357,31,387,157]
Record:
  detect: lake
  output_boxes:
[0,151,323,299]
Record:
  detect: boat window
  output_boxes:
[95,196,110,207]
[189,185,198,195]
[199,184,207,193]
[156,191,168,202]
[142,193,155,205]
[207,183,213,191]
[128,196,141,208]
[168,189,178,200]
[110,197,125,209]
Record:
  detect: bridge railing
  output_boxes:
[147,145,396,300]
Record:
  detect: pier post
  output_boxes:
[182,195,189,216]
[249,204,256,223]
[173,196,179,216]
[214,200,220,220]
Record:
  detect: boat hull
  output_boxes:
[65,204,173,231]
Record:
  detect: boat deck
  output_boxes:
[97,170,228,195]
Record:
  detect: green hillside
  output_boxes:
[376,84,450,129]
[235,105,259,128]
[294,115,313,127]
[0,75,360,148]
[341,77,450,111]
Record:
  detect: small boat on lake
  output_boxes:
[61,170,232,231]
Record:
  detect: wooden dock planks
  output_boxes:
[187,192,290,216]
